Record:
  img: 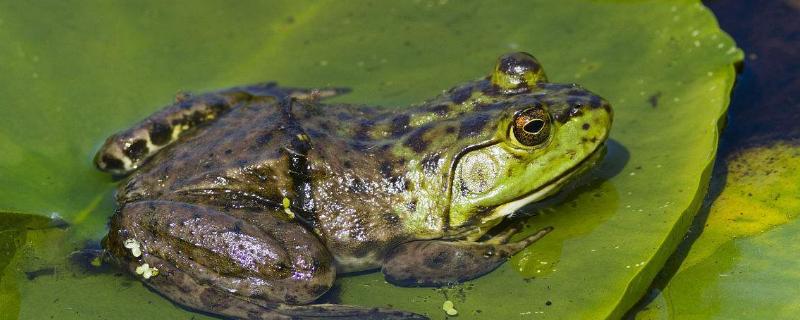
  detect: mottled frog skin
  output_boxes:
[95,52,612,319]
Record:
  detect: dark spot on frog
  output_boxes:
[307,128,327,139]
[546,300,553,306]
[336,112,352,121]
[424,250,452,268]
[405,199,417,212]
[445,126,456,134]
[349,140,371,152]
[459,178,470,197]
[458,113,490,139]
[582,123,591,130]
[309,284,329,297]
[343,160,352,169]
[568,88,591,97]
[648,92,662,108]
[588,95,605,109]
[149,122,172,146]
[224,149,233,155]
[347,177,368,193]
[383,213,401,224]
[256,133,273,144]
[482,101,513,111]
[100,155,124,170]
[449,86,473,104]
[431,104,450,116]
[403,124,432,152]
[354,120,375,140]
[124,139,149,162]
[284,295,299,304]
[390,114,410,137]
[230,221,244,234]
[379,161,394,178]
[421,153,440,175]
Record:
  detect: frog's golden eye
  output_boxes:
[511,107,551,147]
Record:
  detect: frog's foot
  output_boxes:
[382,227,552,287]
[107,200,425,320]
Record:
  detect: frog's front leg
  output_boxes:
[94,83,349,175]
[106,200,424,320]
[382,227,552,287]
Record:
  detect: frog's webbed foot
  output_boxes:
[382,227,552,287]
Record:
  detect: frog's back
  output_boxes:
[117,97,421,270]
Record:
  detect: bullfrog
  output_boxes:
[94,52,612,319]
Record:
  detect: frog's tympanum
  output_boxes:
[95,52,612,319]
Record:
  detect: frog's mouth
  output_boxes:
[476,143,607,225]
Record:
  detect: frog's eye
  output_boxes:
[510,107,551,147]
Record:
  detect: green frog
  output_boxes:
[94,52,612,319]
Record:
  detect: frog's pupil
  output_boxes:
[523,119,545,134]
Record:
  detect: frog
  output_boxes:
[94,52,612,320]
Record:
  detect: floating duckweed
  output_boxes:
[442,300,458,316]
[282,197,295,219]
[123,238,142,257]
[90,256,102,267]
[135,263,159,279]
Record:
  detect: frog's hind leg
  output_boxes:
[382,227,552,287]
[106,200,425,320]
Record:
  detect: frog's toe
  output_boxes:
[484,225,521,245]
[494,226,553,254]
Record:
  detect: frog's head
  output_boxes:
[446,52,612,230]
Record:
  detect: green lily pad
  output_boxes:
[636,141,800,319]
[0,1,741,319]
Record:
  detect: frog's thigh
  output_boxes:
[107,200,335,305]
[382,228,551,287]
